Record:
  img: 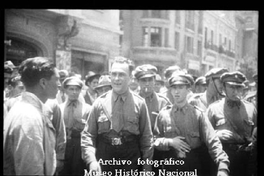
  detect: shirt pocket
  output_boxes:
[97,115,110,133]
[126,116,139,133]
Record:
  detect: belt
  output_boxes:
[66,128,81,139]
[223,143,249,152]
[99,134,139,146]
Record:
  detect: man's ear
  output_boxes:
[39,78,47,89]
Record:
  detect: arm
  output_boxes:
[199,111,230,173]
[14,113,45,175]
[81,103,99,169]
[139,100,154,171]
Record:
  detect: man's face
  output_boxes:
[209,78,223,94]
[170,84,189,104]
[195,84,207,93]
[88,78,99,91]
[154,81,163,93]
[65,85,82,101]
[138,76,155,95]
[46,68,60,99]
[96,85,112,96]
[110,62,131,95]
[224,83,244,101]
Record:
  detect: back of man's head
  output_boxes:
[19,57,55,88]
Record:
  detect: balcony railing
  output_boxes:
[205,41,235,58]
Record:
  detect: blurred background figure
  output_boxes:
[154,74,165,93]
[129,70,140,93]
[56,70,69,104]
[194,76,207,93]
[5,74,25,112]
[4,60,17,101]
[83,71,100,105]
[94,75,112,96]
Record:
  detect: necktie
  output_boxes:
[61,93,65,102]
[112,96,124,133]
[67,101,77,128]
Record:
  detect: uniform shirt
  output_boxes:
[81,89,153,167]
[4,92,56,175]
[153,103,229,170]
[189,90,224,111]
[60,99,91,132]
[206,98,257,144]
[140,91,171,131]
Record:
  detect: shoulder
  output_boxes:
[130,90,145,102]
[156,92,171,103]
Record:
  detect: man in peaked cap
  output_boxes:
[56,70,69,104]
[153,70,230,176]
[154,74,165,93]
[94,75,112,96]
[59,76,91,176]
[134,64,171,131]
[189,67,228,111]
[160,65,182,104]
[206,71,257,176]
[194,76,207,93]
[83,71,101,105]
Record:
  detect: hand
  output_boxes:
[169,136,191,153]
[217,170,229,176]
[89,161,101,175]
[216,129,233,141]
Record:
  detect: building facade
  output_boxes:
[121,10,246,78]
[5,9,121,79]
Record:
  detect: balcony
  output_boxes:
[132,46,178,62]
[205,41,236,58]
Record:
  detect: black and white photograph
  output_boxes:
[4,10,258,176]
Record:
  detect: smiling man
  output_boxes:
[81,56,153,174]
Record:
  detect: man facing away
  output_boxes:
[81,56,153,175]
[4,57,60,175]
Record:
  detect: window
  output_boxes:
[150,27,162,47]
[185,11,194,30]
[175,11,180,25]
[186,36,194,53]
[211,30,214,45]
[151,10,162,18]
[142,27,149,47]
[198,11,203,34]
[219,34,222,46]
[175,31,180,50]
[204,27,208,47]
[197,40,202,56]
[165,28,169,47]
[142,10,149,18]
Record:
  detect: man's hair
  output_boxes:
[18,57,56,88]
[111,56,134,75]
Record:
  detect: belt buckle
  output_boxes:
[111,137,122,146]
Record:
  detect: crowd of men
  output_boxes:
[4,56,257,176]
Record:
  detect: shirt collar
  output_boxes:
[173,103,188,114]
[112,89,129,102]
[21,91,45,113]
